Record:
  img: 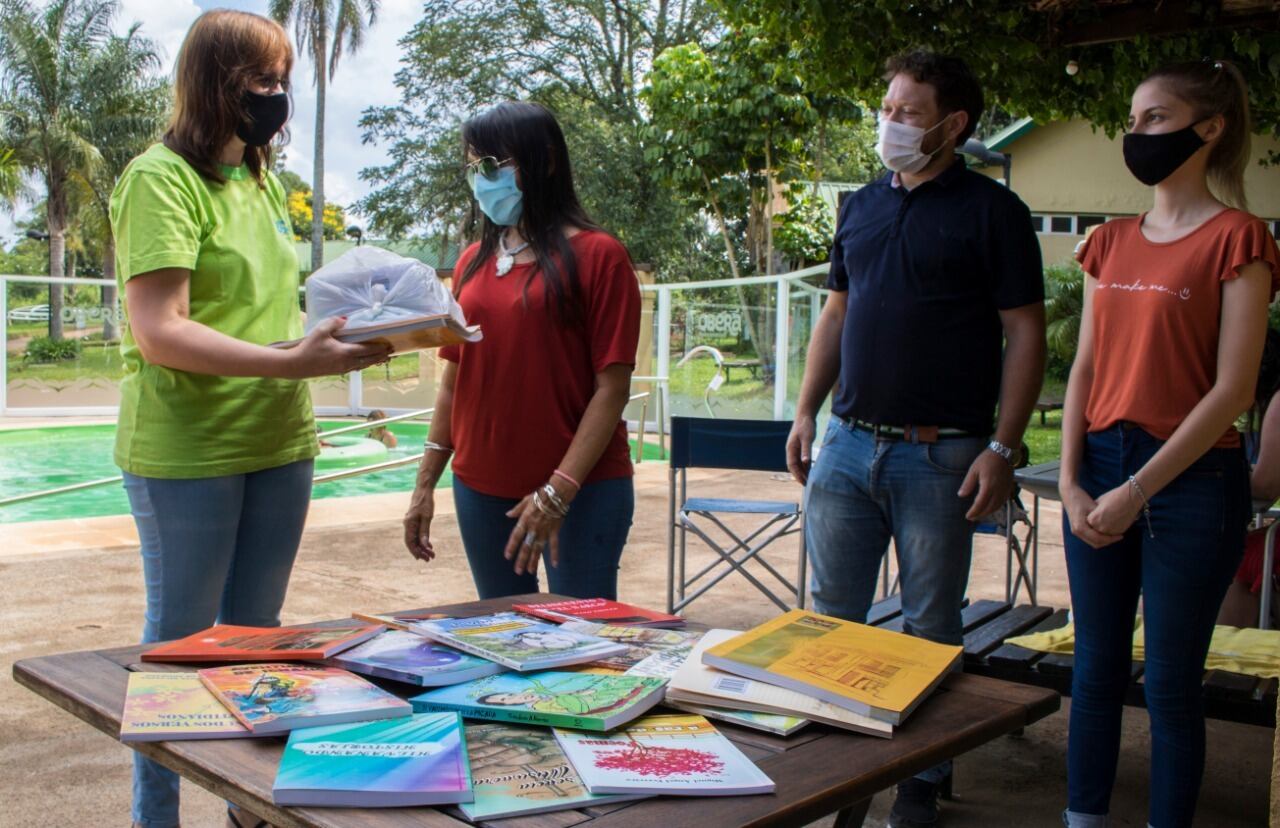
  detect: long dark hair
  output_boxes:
[1142,60,1252,209]
[164,10,293,185]
[457,102,600,327]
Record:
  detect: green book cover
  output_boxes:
[410,670,666,731]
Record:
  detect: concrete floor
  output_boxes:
[1,462,1273,827]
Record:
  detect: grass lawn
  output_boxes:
[1023,408,1063,466]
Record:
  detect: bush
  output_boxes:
[1044,261,1084,382]
[24,335,82,363]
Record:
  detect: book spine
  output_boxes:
[411,701,591,730]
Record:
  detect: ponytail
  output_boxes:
[1143,60,1252,210]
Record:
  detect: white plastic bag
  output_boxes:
[303,246,466,332]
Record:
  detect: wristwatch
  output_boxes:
[987,439,1019,467]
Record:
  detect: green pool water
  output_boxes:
[0,422,662,524]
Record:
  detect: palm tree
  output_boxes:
[270,0,379,273]
[74,24,166,340]
[0,145,22,210]
[0,0,114,340]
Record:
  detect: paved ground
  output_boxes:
[1,460,1273,827]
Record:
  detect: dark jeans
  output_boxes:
[452,475,634,599]
[1063,426,1249,828]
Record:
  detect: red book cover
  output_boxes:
[141,623,385,663]
[513,599,684,629]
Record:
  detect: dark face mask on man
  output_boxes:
[237,90,290,147]
[1121,121,1208,186]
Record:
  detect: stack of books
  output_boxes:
[120,601,960,814]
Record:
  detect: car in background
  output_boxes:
[7,304,50,322]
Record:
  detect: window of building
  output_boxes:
[1030,214,1045,233]
[1050,215,1074,234]
[1270,219,1279,240]
[1077,215,1107,234]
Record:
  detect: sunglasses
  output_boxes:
[465,155,513,186]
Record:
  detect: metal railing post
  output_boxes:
[655,287,671,432]
[773,277,790,421]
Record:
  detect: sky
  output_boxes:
[1,0,421,246]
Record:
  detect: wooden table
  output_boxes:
[13,594,1060,828]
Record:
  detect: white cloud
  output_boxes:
[118,0,201,72]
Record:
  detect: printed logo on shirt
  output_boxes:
[274,218,290,236]
[1096,279,1191,301]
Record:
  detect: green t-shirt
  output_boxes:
[110,143,317,478]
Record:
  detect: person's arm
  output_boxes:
[786,290,847,483]
[1087,262,1272,535]
[404,359,457,562]
[1059,274,1124,548]
[505,362,634,575]
[1250,390,1280,503]
[958,302,1046,519]
[126,268,390,379]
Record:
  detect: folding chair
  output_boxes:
[667,417,806,614]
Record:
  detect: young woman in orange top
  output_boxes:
[1059,60,1280,828]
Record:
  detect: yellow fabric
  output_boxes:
[1006,618,1280,680]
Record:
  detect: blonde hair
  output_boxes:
[1142,60,1252,209]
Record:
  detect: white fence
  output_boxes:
[2,266,832,423]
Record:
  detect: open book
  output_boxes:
[273,313,482,355]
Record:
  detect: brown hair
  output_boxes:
[163,10,293,185]
[883,50,984,145]
[1142,60,1252,210]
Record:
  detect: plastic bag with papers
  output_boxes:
[302,246,480,353]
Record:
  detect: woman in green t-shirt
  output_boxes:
[110,12,389,828]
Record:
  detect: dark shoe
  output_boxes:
[888,777,940,828]
[226,808,272,828]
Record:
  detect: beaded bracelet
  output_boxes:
[1128,474,1154,538]
[552,469,581,490]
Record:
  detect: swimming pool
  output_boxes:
[0,422,663,524]
[0,420,445,524]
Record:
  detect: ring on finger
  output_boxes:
[523,531,538,548]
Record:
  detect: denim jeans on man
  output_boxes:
[452,476,634,599]
[124,460,313,828]
[805,418,986,783]
[1062,426,1249,828]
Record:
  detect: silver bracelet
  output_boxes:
[423,440,454,455]
[533,484,570,519]
[1128,474,1154,538]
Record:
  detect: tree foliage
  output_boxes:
[356,0,725,280]
[716,0,1280,141]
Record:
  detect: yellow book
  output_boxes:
[702,610,961,726]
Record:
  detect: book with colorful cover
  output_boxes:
[120,672,253,742]
[198,663,412,735]
[663,701,809,737]
[272,713,472,807]
[409,612,627,671]
[554,714,775,796]
[461,722,646,820]
[326,629,506,687]
[674,629,892,737]
[410,670,666,731]
[702,610,961,725]
[559,622,702,673]
[141,623,383,663]
[515,598,685,628]
[351,610,451,632]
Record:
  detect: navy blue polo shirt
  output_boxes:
[827,158,1043,435]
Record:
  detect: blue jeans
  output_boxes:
[805,419,985,783]
[123,460,313,828]
[1063,427,1249,828]
[452,476,634,599]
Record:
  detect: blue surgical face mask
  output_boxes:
[470,165,523,226]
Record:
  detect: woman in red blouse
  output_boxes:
[403,102,641,599]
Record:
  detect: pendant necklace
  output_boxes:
[496,231,531,277]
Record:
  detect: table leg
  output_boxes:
[832,799,871,828]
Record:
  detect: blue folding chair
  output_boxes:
[667,416,806,614]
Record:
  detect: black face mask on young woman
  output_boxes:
[1122,122,1206,186]
[236,90,290,147]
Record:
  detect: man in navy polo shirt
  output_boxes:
[786,50,1046,828]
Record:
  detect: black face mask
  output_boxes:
[237,90,290,147]
[1122,123,1206,186]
